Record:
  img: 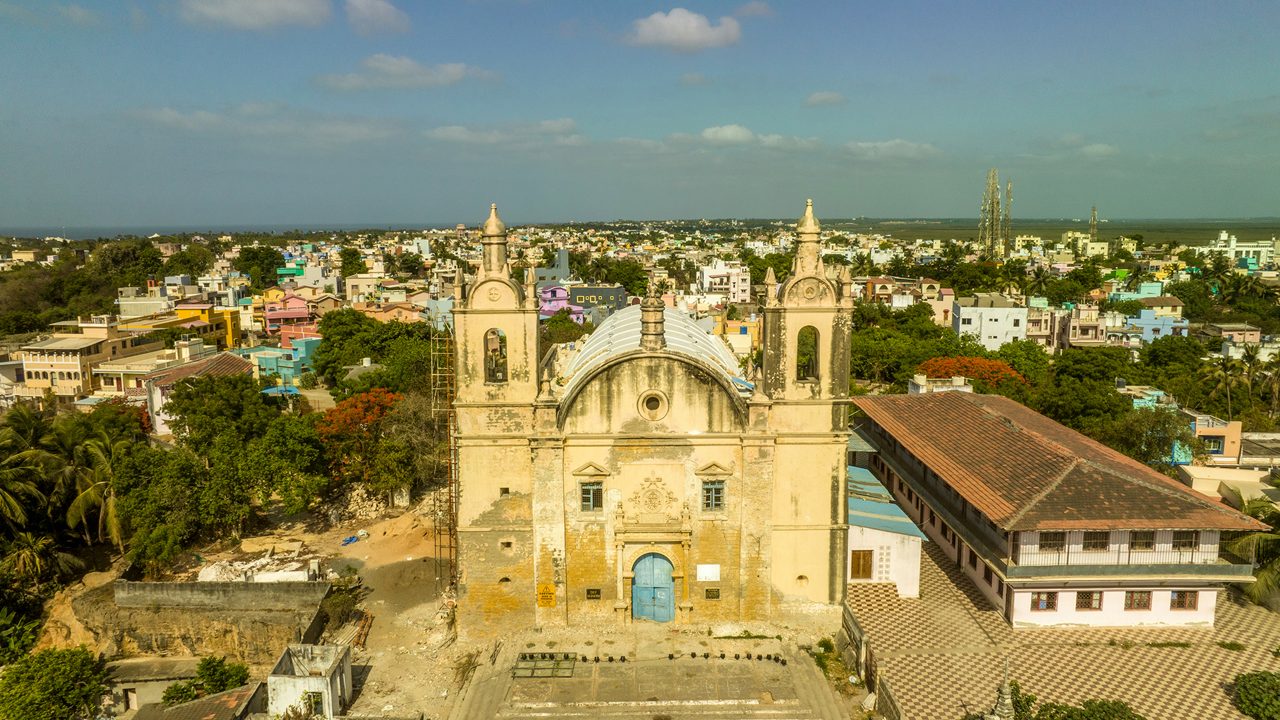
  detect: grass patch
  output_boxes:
[712,629,775,640]
[1218,641,1247,652]
[1107,638,1136,649]
[1147,641,1192,648]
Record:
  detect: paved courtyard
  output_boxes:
[451,626,851,720]
[846,543,1280,720]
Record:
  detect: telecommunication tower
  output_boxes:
[978,169,1013,259]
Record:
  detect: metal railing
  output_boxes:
[1014,545,1226,567]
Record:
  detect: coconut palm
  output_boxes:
[0,428,44,530]
[1240,344,1263,409]
[1225,498,1280,604]
[1202,252,1233,292]
[1200,354,1243,420]
[1123,270,1155,291]
[65,433,128,551]
[850,252,877,277]
[14,417,94,519]
[1,402,51,451]
[1,531,81,592]
[1025,266,1053,298]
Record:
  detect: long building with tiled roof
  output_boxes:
[852,391,1264,628]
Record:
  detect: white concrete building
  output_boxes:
[267,644,352,719]
[847,466,924,598]
[1195,231,1278,267]
[953,294,1027,351]
[697,259,751,305]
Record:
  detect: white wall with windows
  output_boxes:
[847,526,922,598]
[1009,587,1217,627]
[1015,529,1222,567]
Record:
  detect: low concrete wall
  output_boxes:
[114,581,330,611]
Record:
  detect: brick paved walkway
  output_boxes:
[846,543,1280,720]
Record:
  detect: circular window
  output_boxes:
[637,390,668,421]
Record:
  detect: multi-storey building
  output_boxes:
[853,392,1262,627]
[16,316,165,402]
[953,294,1027,351]
[698,259,751,304]
[1194,231,1279,267]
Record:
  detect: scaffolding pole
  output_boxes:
[429,323,458,594]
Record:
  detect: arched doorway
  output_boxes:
[631,553,675,622]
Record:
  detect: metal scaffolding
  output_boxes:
[429,322,458,594]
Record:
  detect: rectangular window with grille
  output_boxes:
[580,481,603,512]
[1082,531,1109,552]
[1172,531,1199,550]
[1124,591,1152,610]
[1171,590,1198,610]
[1039,532,1066,552]
[1075,591,1102,611]
[702,480,725,511]
[1031,592,1057,611]
[1130,531,1155,551]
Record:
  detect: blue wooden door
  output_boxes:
[631,553,675,622]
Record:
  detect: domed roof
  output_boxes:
[559,304,744,400]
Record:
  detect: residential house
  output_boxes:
[568,284,628,315]
[16,317,164,402]
[698,259,751,304]
[1124,309,1189,343]
[953,294,1027,352]
[134,683,264,720]
[847,465,925,598]
[107,658,199,717]
[1201,322,1262,345]
[907,374,973,394]
[239,337,320,387]
[263,293,311,336]
[535,247,571,289]
[1065,305,1107,348]
[854,392,1263,627]
[1181,408,1243,464]
[1138,295,1185,319]
[539,286,585,322]
[353,301,423,323]
[91,338,215,401]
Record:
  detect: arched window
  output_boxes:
[484,328,508,383]
[796,326,819,381]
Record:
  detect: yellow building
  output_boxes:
[454,201,851,636]
[16,316,164,402]
[119,304,241,349]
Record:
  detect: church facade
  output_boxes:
[453,201,852,634]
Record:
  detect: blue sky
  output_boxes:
[1,0,1278,228]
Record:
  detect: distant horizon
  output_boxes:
[2,216,1279,242]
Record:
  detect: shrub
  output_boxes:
[321,588,360,634]
[817,637,835,654]
[1219,641,1247,652]
[1234,671,1280,720]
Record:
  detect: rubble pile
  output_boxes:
[325,484,389,523]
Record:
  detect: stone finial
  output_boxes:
[482,203,506,236]
[640,284,666,351]
[987,657,1015,720]
[481,203,508,275]
[763,266,779,307]
[797,198,821,235]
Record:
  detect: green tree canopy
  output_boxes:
[232,245,285,290]
[0,647,110,720]
[165,374,281,452]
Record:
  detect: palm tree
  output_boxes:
[1123,269,1155,291]
[65,433,128,551]
[0,429,44,530]
[1,532,81,593]
[1025,266,1053,297]
[850,252,877,277]
[1240,344,1263,409]
[2,402,51,451]
[15,417,94,519]
[1202,252,1233,292]
[1225,498,1280,604]
[1200,355,1243,420]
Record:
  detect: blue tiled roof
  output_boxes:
[847,466,928,540]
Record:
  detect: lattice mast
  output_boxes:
[1090,205,1098,252]
[1002,180,1013,257]
[978,168,1006,259]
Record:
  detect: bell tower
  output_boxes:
[453,203,541,635]
[760,199,853,408]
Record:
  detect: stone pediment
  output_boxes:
[695,462,733,476]
[572,462,611,477]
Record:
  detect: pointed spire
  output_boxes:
[640,282,666,351]
[483,202,506,236]
[764,266,777,285]
[990,657,1015,720]
[793,198,821,276]
[763,266,779,307]
[797,198,821,235]
[480,202,508,275]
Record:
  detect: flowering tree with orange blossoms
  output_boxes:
[916,356,1027,395]
[317,387,401,485]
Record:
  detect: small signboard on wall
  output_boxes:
[696,564,721,582]
[537,583,557,608]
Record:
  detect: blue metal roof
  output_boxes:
[846,466,928,540]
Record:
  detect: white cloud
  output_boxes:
[137,104,395,146]
[320,54,495,90]
[628,8,740,53]
[735,1,772,17]
[179,0,330,30]
[1079,143,1119,158]
[57,4,97,25]
[701,124,756,144]
[427,126,508,144]
[345,0,409,36]
[680,72,710,86]
[805,91,844,107]
[426,119,584,148]
[845,139,941,161]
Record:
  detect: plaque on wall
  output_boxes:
[696,564,720,582]
[585,588,602,600]
[537,583,557,607]
[705,588,721,600]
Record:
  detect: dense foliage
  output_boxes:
[960,681,1148,720]
[1233,671,1280,720]
[161,656,250,706]
[0,646,109,720]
